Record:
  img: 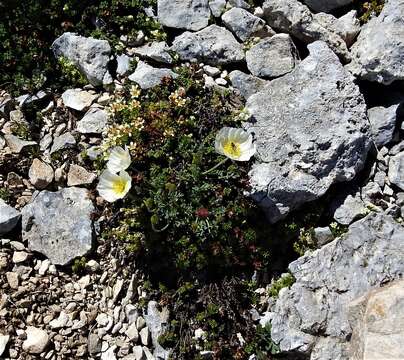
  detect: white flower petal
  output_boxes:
[107,146,131,173]
[97,169,132,202]
[214,127,256,161]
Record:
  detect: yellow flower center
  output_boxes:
[112,179,127,194]
[223,140,241,158]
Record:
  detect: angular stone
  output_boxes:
[52,32,112,86]
[22,327,49,354]
[128,61,177,90]
[245,41,370,223]
[116,54,132,77]
[4,134,37,154]
[62,89,98,112]
[157,0,211,31]
[388,152,404,191]
[263,0,349,61]
[246,34,298,78]
[0,335,9,357]
[301,0,353,12]
[50,132,76,154]
[125,323,139,342]
[134,42,173,64]
[67,164,96,187]
[368,104,400,148]
[144,301,169,359]
[171,25,245,65]
[348,0,404,85]
[76,108,108,134]
[21,187,94,265]
[222,7,274,42]
[229,70,268,100]
[0,200,21,235]
[209,0,226,17]
[29,158,54,189]
[271,213,404,359]
[349,279,404,360]
[333,193,367,225]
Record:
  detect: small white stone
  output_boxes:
[125,322,139,342]
[139,326,150,346]
[22,327,49,354]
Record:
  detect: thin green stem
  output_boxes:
[202,157,229,175]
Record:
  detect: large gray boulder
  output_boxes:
[263,0,349,61]
[245,41,370,223]
[171,25,245,65]
[0,200,21,235]
[301,0,353,12]
[246,34,298,79]
[348,0,404,85]
[157,0,211,31]
[21,187,94,265]
[52,33,112,86]
[270,213,404,359]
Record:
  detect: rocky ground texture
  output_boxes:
[1,0,404,359]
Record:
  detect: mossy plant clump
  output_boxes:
[0,0,163,94]
[100,65,270,284]
[354,0,385,23]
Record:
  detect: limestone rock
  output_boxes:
[245,41,370,223]
[4,135,37,154]
[209,0,226,17]
[349,279,404,360]
[0,335,9,356]
[116,54,132,77]
[246,34,298,78]
[76,108,109,134]
[22,327,49,354]
[263,0,349,61]
[133,41,173,64]
[301,0,353,12]
[270,213,404,359]
[221,7,274,42]
[62,89,98,112]
[67,164,96,187]
[171,25,245,65]
[52,32,112,86]
[368,104,400,148]
[228,70,268,100]
[157,0,211,31]
[388,152,404,191]
[348,0,404,85]
[333,193,367,225]
[29,159,54,189]
[21,187,94,265]
[0,200,21,235]
[50,132,76,154]
[128,61,177,90]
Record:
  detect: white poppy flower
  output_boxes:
[97,170,132,202]
[107,146,131,173]
[215,127,256,161]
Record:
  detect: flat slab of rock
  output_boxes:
[246,34,298,78]
[133,41,173,64]
[157,0,211,31]
[348,0,404,85]
[270,213,404,359]
[349,279,404,360]
[76,108,109,134]
[0,199,21,235]
[4,135,37,154]
[171,25,244,65]
[62,89,98,112]
[21,187,94,265]
[128,61,177,89]
[67,164,96,186]
[263,0,349,61]
[245,41,370,223]
[50,132,76,154]
[52,32,112,86]
[29,158,54,189]
[368,104,399,148]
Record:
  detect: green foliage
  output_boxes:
[101,65,269,284]
[0,0,162,94]
[354,0,385,23]
[245,323,280,359]
[268,273,295,298]
[329,221,348,238]
[72,257,87,273]
[58,57,88,86]
[0,187,11,202]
